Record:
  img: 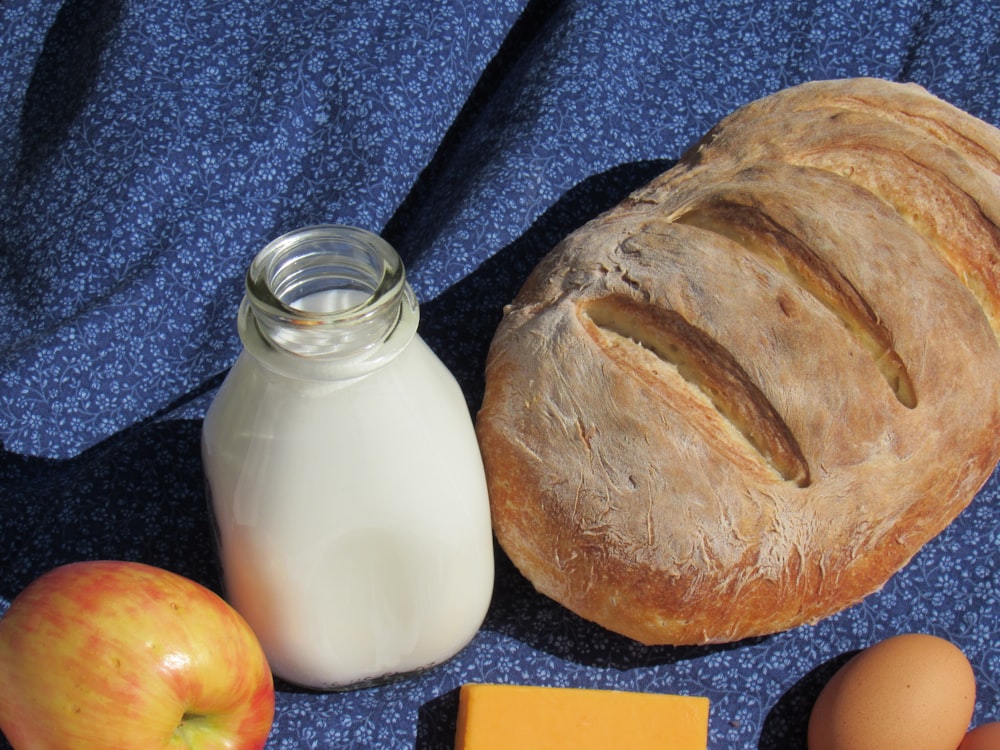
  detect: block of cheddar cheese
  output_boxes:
[454,683,710,749]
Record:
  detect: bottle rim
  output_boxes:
[247,224,405,324]
[239,224,419,375]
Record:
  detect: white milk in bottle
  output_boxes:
[202,225,495,689]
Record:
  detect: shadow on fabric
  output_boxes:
[15,0,126,183]
[415,685,462,750]
[758,650,858,750]
[0,419,219,602]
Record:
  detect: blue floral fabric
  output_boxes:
[1,0,999,748]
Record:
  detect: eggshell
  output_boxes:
[807,633,975,750]
[959,722,1000,750]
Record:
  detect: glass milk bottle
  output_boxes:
[202,225,495,690]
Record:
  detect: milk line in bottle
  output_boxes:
[202,224,495,690]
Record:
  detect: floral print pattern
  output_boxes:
[2,1,999,747]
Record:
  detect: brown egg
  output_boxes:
[959,722,1000,750]
[807,633,975,750]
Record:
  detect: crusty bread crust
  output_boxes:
[476,78,1000,645]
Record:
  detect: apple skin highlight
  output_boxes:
[0,560,275,750]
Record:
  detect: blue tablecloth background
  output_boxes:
[2,1,998,747]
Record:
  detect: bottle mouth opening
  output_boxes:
[241,225,417,361]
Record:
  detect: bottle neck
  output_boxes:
[238,225,419,379]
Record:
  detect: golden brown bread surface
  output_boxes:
[476,78,1000,645]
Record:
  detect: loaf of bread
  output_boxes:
[476,78,1000,645]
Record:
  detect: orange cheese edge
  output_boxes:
[454,683,710,750]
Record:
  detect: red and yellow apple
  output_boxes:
[0,560,274,749]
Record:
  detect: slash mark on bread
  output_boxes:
[675,200,917,409]
[582,294,811,487]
